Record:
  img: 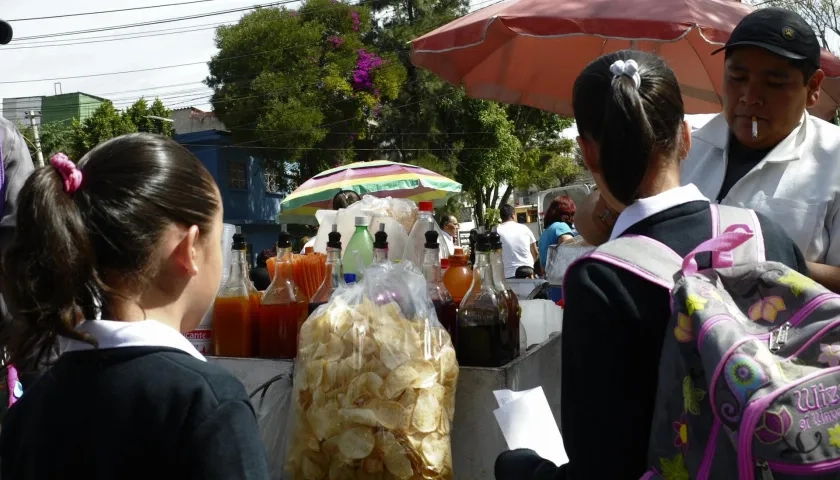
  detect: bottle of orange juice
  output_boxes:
[212,227,256,358]
[259,227,309,359]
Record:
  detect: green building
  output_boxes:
[40,92,107,125]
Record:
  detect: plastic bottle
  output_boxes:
[422,229,457,342]
[344,216,374,276]
[309,225,344,315]
[404,201,448,267]
[213,227,257,358]
[443,247,473,305]
[259,226,309,359]
[489,229,523,358]
[456,232,512,367]
[372,224,389,265]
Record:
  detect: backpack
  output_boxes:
[573,203,840,480]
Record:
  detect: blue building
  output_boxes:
[175,129,287,256]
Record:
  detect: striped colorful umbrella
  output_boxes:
[280,160,462,216]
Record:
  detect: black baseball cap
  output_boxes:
[712,7,820,68]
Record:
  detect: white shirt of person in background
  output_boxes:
[496,206,538,278]
[439,215,458,255]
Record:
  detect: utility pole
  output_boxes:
[26,111,44,168]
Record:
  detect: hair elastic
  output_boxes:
[609,59,641,89]
[50,153,83,194]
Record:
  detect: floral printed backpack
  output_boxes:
[580,204,840,479]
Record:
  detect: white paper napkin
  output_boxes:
[493,386,569,467]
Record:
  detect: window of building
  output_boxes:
[264,170,282,194]
[228,161,247,190]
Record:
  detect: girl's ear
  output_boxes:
[678,120,692,161]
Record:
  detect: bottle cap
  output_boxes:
[488,230,502,250]
[418,201,433,212]
[304,246,314,254]
[327,224,342,249]
[374,223,388,249]
[453,247,464,256]
[355,216,368,227]
[232,226,246,250]
[344,273,357,284]
[424,229,439,249]
[476,233,491,252]
[440,258,450,270]
[277,224,291,249]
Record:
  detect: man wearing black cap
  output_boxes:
[682,7,840,292]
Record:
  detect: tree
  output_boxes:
[206,1,407,189]
[369,0,579,225]
[19,121,74,159]
[70,101,136,159]
[124,98,175,137]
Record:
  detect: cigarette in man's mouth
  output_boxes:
[752,116,758,139]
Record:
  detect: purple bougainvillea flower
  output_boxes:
[755,407,792,444]
[351,10,360,31]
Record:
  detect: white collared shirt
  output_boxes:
[610,184,710,240]
[441,230,456,256]
[681,112,840,265]
[59,320,206,362]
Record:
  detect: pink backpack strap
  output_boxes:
[709,204,765,268]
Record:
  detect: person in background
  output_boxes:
[468,228,478,267]
[300,190,362,253]
[495,50,805,480]
[497,204,539,278]
[250,248,274,291]
[0,134,270,479]
[300,236,311,250]
[439,214,459,253]
[538,196,577,270]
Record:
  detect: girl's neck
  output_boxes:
[636,163,682,199]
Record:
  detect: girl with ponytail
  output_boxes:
[495,51,806,479]
[0,134,269,479]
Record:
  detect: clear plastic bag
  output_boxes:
[284,261,458,480]
[346,195,419,236]
[250,372,293,480]
[544,236,596,285]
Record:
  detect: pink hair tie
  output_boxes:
[50,153,83,194]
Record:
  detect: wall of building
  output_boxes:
[171,108,226,134]
[41,93,106,125]
[2,96,43,125]
[175,129,286,254]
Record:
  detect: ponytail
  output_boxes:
[598,70,656,205]
[3,163,99,369]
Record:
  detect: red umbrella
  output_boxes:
[410,0,840,119]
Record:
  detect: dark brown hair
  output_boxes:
[2,133,220,368]
[572,50,685,205]
[543,195,576,230]
[332,189,361,209]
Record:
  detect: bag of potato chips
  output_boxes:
[285,261,459,480]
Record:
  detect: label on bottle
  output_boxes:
[184,329,213,355]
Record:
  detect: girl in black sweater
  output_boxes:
[495,51,806,479]
[0,134,270,480]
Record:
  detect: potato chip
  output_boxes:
[338,427,376,459]
[338,407,378,427]
[421,433,448,472]
[383,363,420,398]
[412,390,441,433]
[369,399,406,429]
[314,333,345,362]
[405,360,438,389]
[363,455,384,474]
[302,455,325,480]
[383,443,414,480]
[365,358,392,379]
[329,461,356,480]
[380,346,411,370]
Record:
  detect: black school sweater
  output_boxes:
[495,201,807,480]
[0,346,271,480]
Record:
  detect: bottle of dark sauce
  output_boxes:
[456,231,511,367]
[422,228,457,342]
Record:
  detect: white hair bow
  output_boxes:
[609,59,641,89]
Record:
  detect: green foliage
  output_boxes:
[483,207,501,229]
[68,98,174,159]
[19,121,74,159]
[124,98,175,137]
[206,1,407,188]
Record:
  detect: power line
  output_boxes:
[14,1,293,41]
[5,23,231,50]
[7,0,230,22]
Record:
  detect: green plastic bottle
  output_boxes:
[344,216,374,276]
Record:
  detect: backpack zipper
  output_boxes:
[757,460,775,480]
[768,322,791,353]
